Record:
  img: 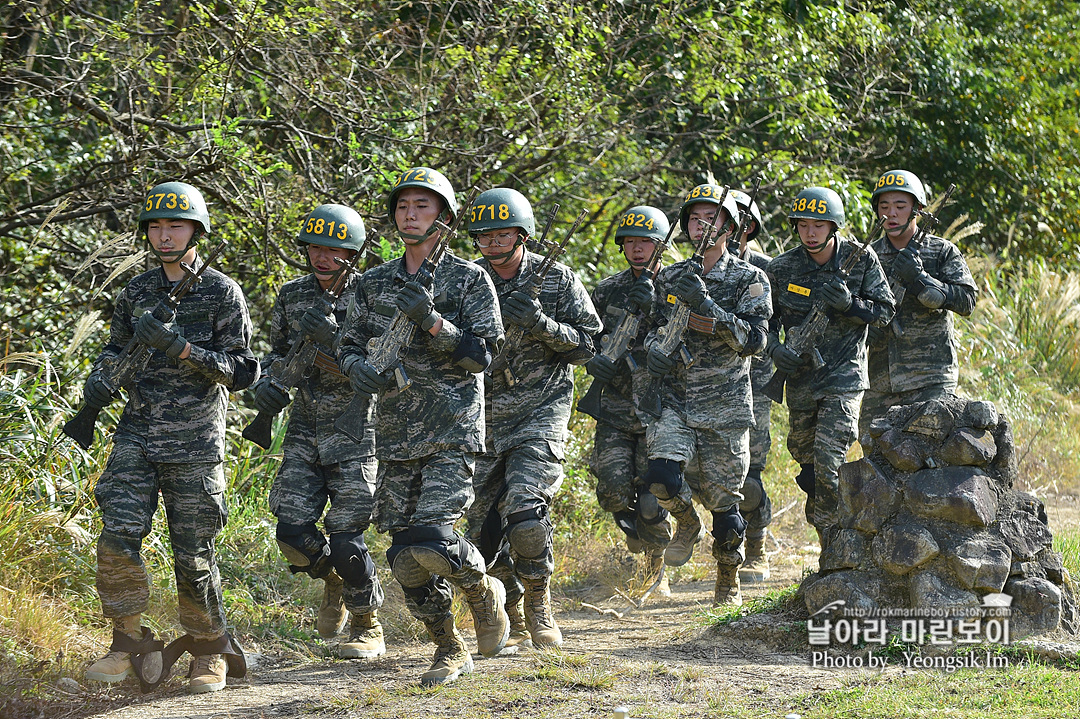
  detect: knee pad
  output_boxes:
[612,510,639,542]
[505,507,552,561]
[712,505,747,552]
[739,469,763,514]
[644,458,683,500]
[795,463,816,499]
[636,487,669,526]
[387,525,466,580]
[275,522,332,578]
[328,531,375,587]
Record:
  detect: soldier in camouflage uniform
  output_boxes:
[861,170,977,447]
[643,184,772,606]
[728,189,775,583]
[338,167,509,686]
[583,206,673,596]
[465,188,602,651]
[250,204,385,659]
[83,182,258,693]
[765,187,894,554]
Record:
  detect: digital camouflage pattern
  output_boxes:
[338,251,502,462]
[97,261,258,462]
[588,267,652,434]
[739,247,775,472]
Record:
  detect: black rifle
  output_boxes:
[242,238,374,449]
[576,219,678,419]
[637,186,730,419]
[490,208,588,387]
[761,217,887,404]
[737,175,763,259]
[887,183,957,337]
[63,240,228,450]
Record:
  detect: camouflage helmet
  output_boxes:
[614,205,670,244]
[387,167,460,226]
[787,187,846,230]
[139,181,211,236]
[678,183,741,237]
[297,204,366,252]
[729,189,763,242]
[468,187,536,237]
[871,169,927,210]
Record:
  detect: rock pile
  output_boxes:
[802,395,1076,639]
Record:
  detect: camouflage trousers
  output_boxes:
[270,453,383,613]
[646,407,750,566]
[378,451,487,623]
[859,382,955,452]
[785,387,862,532]
[465,439,565,583]
[589,422,673,554]
[94,437,227,639]
[745,379,774,537]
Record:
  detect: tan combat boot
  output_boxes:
[317,570,349,639]
[85,615,141,683]
[188,653,228,693]
[739,533,770,583]
[500,596,533,654]
[522,576,562,648]
[645,551,671,597]
[340,610,386,659]
[461,574,510,658]
[713,562,743,607]
[665,506,704,567]
[421,614,474,686]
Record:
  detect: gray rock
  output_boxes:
[950,537,1011,593]
[1037,548,1066,585]
[878,428,928,473]
[820,529,868,571]
[998,492,1053,559]
[1010,560,1043,579]
[873,523,940,576]
[869,416,891,439]
[803,570,882,617]
[963,400,999,430]
[910,571,981,614]
[839,458,901,534]
[903,467,998,527]
[903,399,955,441]
[940,428,998,466]
[1005,577,1062,638]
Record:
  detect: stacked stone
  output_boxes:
[802,395,1076,639]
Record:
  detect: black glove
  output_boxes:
[673,272,709,313]
[820,278,852,312]
[646,347,676,378]
[586,354,617,384]
[396,281,440,331]
[625,276,654,313]
[894,247,923,285]
[503,290,543,330]
[347,358,389,398]
[299,306,339,346]
[83,371,115,408]
[252,377,291,415]
[135,312,188,359]
[771,344,805,374]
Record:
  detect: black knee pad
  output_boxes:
[636,487,669,526]
[505,505,552,561]
[329,531,376,587]
[644,458,683,500]
[613,510,639,541]
[740,469,764,514]
[712,505,747,552]
[795,464,816,499]
[275,522,332,578]
[387,525,467,578]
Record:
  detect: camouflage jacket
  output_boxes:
[478,250,602,454]
[589,267,655,434]
[766,238,895,398]
[739,246,776,390]
[646,252,772,430]
[262,273,374,464]
[868,233,977,393]
[97,258,258,463]
[339,251,502,461]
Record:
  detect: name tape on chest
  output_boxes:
[787,283,811,297]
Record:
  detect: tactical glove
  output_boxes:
[503,290,544,330]
[820,278,852,312]
[397,281,440,331]
[646,347,676,378]
[586,354,618,384]
[626,276,655,313]
[347,358,389,399]
[673,272,710,313]
[894,247,923,285]
[771,344,805,374]
[299,306,339,346]
[252,377,291,415]
[135,313,188,359]
[83,370,115,408]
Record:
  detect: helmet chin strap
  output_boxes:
[478,238,525,265]
[400,210,451,244]
[146,232,197,262]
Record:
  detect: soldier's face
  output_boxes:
[797,219,835,255]
[621,236,656,269]
[147,219,197,261]
[395,188,444,241]
[876,191,918,237]
[307,243,353,284]
[687,204,720,244]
